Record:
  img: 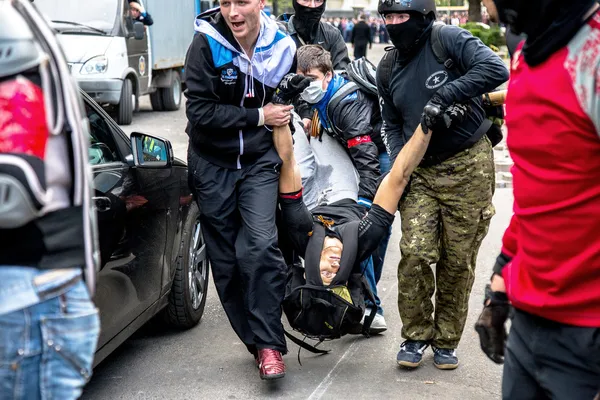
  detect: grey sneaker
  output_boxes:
[361,308,387,334]
[396,340,429,368]
[432,346,459,370]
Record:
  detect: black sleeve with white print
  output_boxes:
[356,204,394,263]
[377,89,405,166]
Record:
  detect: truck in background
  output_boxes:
[34,0,211,125]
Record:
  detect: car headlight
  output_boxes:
[80,56,108,75]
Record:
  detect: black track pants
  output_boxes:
[503,309,600,400]
[188,148,287,354]
[354,44,367,60]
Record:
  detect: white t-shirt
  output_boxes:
[292,115,360,211]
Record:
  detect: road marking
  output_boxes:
[306,337,362,400]
[307,280,399,400]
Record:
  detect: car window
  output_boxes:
[85,102,120,165]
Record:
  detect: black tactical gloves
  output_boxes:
[475,283,510,364]
[272,73,312,105]
[271,74,311,135]
[421,103,442,134]
[421,94,471,134]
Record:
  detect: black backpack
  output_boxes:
[378,22,504,147]
[282,218,377,356]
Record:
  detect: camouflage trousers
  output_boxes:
[397,136,495,349]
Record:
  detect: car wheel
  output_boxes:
[160,71,182,111]
[149,90,164,111]
[116,79,133,125]
[133,92,139,113]
[164,203,209,329]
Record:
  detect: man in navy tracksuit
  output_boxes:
[184,0,296,380]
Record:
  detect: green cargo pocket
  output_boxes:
[475,203,496,248]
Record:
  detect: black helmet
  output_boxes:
[0,1,47,79]
[377,0,436,16]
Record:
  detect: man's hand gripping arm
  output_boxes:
[273,121,314,253]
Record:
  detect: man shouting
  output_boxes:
[184,0,296,380]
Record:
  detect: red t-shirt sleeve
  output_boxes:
[501,214,519,258]
[498,214,519,282]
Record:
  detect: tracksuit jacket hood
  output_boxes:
[184,8,296,169]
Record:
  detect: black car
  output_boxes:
[82,90,209,366]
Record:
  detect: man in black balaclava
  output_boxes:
[375,0,509,371]
[490,0,596,66]
[474,1,600,399]
[278,0,349,71]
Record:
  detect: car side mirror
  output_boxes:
[130,132,173,168]
[133,21,145,40]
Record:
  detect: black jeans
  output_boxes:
[503,308,600,400]
[188,148,288,354]
[354,43,367,60]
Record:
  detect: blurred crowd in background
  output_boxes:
[319,8,492,45]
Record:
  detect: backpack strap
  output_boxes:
[325,81,359,138]
[361,278,378,336]
[430,23,456,70]
[284,330,331,356]
[377,47,398,95]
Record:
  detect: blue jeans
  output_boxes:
[0,267,100,400]
[361,257,382,315]
[374,152,392,281]
[362,152,394,316]
[379,152,391,175]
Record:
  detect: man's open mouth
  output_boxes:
[232,21,245,28]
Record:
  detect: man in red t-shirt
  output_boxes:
[475,1,600,399]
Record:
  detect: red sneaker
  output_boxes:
[257,349,285,380]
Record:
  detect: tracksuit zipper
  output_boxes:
[237,61,254,170]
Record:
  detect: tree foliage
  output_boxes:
[435,0,466,5]
[270,0,293,16]
[461,22,505,48]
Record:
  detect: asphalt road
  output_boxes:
[82,43,510,400]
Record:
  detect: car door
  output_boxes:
[84,96,169,348]
[124,0,150,94]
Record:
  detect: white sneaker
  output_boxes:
[361,308,387,334]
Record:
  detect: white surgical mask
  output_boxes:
[301,79,327,104]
